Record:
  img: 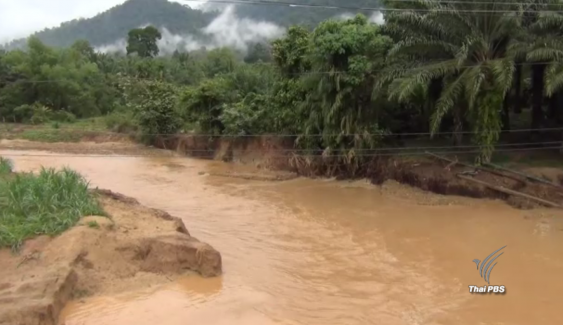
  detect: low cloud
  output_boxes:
[95,5,285,55]
[334,11,385,25]
[335,12,355,21]
[369,11,385,25]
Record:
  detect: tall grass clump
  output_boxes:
[0,157,13,175]
[0,167,105,251]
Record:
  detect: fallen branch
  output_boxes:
[425,151,525,184]
[457,174,561,208]
[444,156,459,171]
[483,162,563,191]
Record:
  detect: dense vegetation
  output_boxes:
[0,158,105,250]
[2,0,563,170]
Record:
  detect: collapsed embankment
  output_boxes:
[156,135,563,209]
[0,189,222,325]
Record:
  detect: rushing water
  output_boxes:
[1,148,563,325]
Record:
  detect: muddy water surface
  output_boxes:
[1,148,563,325]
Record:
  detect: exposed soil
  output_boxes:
[0,190,222,325]
[158,135,563,210]
[2,133,563,209]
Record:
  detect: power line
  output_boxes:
[1,140,554,154]
[2,126,563,136]
[0,145,560,159]
[380,0,562,6]
[179,0,563,14]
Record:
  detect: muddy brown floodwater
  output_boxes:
[1,146,563,325]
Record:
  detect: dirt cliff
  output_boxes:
[0,190,222,325]
[155,134,563,209]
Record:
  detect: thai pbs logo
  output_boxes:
[469,245,506,294]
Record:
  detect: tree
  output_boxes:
[382,0,521,162]
[71,40,96,62]
[129,80,182,142]
[300,15,392,167]
[272,26,311,76]
[126,26,162,58]
[244,42,272,63]
[517,4,563,131]
[201,48,237,78]
[180,77,238,134]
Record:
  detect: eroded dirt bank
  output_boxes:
[0,189,222,325]
[156,135,563,209]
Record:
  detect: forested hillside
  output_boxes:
[2,0,216,49]
[1,0,381,51]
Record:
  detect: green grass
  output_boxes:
[0,157,13,175]
[87,221,100,229]
[25,118,109,142]
[17,129,84,142]
[0,165,105,251]
[0,115,140,143]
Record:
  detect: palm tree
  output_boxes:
[380,0,523,162]
[522,10,563,147]
[511,1,563,132]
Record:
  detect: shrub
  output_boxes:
[12,104,35,123]
[51,110,77,123]
[219,93,271,135]
[131,80,183,142]
[29,105,53,124]
[104,111,138,133]
[0,157,13,175]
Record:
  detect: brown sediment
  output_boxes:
[0,190,222,325]
[3,144,563,325]
[156,134,563,209]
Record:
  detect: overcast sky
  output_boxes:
[0,0,199,43]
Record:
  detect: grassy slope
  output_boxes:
[0,118,109,142]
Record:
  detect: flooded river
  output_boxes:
[1,147,563,325]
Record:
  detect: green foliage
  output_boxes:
[128,80,183,142]
[301,15,392,158]
[3,1,563,164]
[0,167,105,250]
[202,48,238,78]
[272,26,311,76]
[220,93,273,135]
[244,42,273,64]
[51,110,77,123]
[0,157,13,175]
[0,37,115,120]
[180,77,237,134]
[104,110,138,133]
[126,26,162,58]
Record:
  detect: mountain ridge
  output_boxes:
[1,0,381,50]
[2,0,217,50]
